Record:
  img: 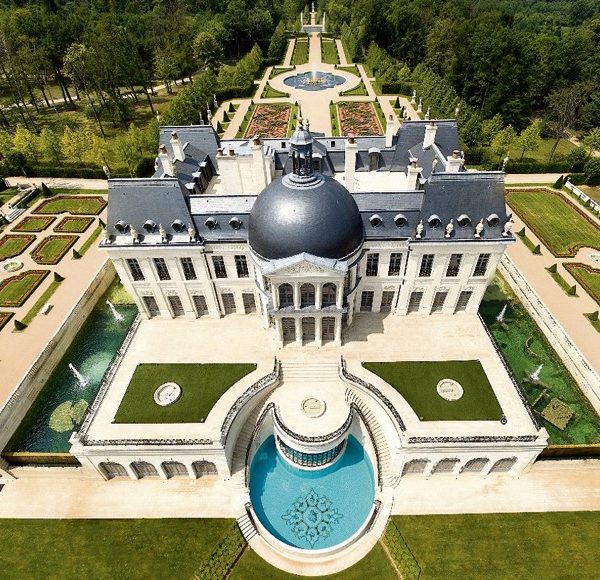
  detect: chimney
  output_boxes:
[406,156,422,190]
[252,135,268,190]
[170,131,185,162]
[423,121,437,149]
[345,134,357,192]
[385,114,395,148]
[158,144,174,176]
[446,149,462,173]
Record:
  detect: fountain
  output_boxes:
[530,364,543,382]
[283,70,346,92]
[69,363,90,389]
[107,300,124,322]
[496,304,507,323]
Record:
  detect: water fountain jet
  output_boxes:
[496,304,507,323]
[530,364,543,383]
[107,300,124,322]
[69,363,90,389]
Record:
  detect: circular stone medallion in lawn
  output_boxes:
[302,397,326,418]
[436,379,464,401]
[154,382,182,406]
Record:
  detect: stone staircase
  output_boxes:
[345,388,402,488]
[280,360,340,382]
[237,511,257,541]
[5,207,25,222]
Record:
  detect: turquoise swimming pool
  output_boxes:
[249,435,375,550]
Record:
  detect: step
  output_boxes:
[5,208,25,222]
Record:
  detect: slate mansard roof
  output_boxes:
[105,121,513,252]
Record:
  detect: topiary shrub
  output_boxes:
[72,248,82,259]
[533,244,541,254]
[547,264,558,273]
[567,284,577,296]
[14,319,27,331]
[552,175,564,189]
[589,311,599,321]
[41,182,53,198]
[54,272,64,282]
[517,227,526,237]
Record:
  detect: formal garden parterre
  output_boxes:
[31,235,79,265]
[337,102,382,136]
[53,216,95,234]
[563,263,600,306]
[32,196,107,216]
[12,216,56,233]
[245,104,291,139]
[0,235,36,261]
[0,270,49,308]
[0,311,14,330]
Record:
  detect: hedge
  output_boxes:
[378,81,412,95]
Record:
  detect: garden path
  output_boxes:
[283,38,295,67]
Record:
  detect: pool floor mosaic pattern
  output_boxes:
[249,435,375,550]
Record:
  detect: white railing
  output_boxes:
[565,179,600,214]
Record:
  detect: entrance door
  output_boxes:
[380,291,395,312]
[322,317,335,342]
[242,293,257,313]
[282,318,295,342]
[302,317,315,342]
[142,295,160,317]
[168,295,184,317]
[221,293,236,314]
[407,291,423,314]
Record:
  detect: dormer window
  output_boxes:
[394,214,407,227]
[115,220,128,233]
[487,213,500,226]
[229,216,242,230]
[457,214,471,227]
[171,219,185,233]
[369,214,383,227]
[205,217,218,230]
[428,214,442,228]
[143,220,156,233]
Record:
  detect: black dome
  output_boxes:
[248,174,364,260]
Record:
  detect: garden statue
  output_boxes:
[432,158,438,173]
[502,220,513,237]
[417,98,422,113]
[425,107,430,120]
[188,224,196,242]
[103,164,111,179]
[455,105,460,118]
[502,156,509,171]
[445,219,454,238]
[474,218,484,238]
[159,223,167,242]
[213,94,218,108]
[416,219,424,239]
[130,225,139,243]
[411,89,417,104]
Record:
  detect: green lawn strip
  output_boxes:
[114,363,256,423]
[292,40,309,66]
[337,65,359,74]
[340,82,368,96]
[506,188,600,257]
[0,270,49,307]
[329,102,340,136]
[516,228,541,254]
[0,519,231,579]
[396,512,600,579]
[78,224,103,256]
[363,361,503,421]
[269,66,293,79]
[236,104,257,138]
[0,311,14,330]
[480,276,600,444]
[12,216,55,232]
[31,235,78,265]
[321,39,339,64]
[287,102,299,138]
[54,216,94,233]
[31,195,107,216]
[0,234,35,260]
[20,279,62,326]
[564,263,600,306]
[373,100,386,133]
[49,188,108,196]
[546,264,577,296]
[230,540,397,580]
[261,84,290,99]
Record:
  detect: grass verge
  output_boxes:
[31,235,78,265]
[12,216,55,232]
[321,38,339,64]
[329,102,340,136]
[546,264,577,296]
[20,279,62,326]
[340,82,368,96]
[261,84,290,99]
[516,227,541,254]
[0,270,49,307]
[0,234,35,260]
[564,263,600,306]
[32,195,107,216]
[79,224,103,256]
[292,40,309,66]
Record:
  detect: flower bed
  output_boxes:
[564,263,600,306]
[0,270,49,307]
[31,235,78,265]
[337,101,382,135]
[0,234,36,261]
[12,216,56,232]
[0,311,14,330]
[54,217,94,234]
[245,104,291,138]
[32,195,107,216]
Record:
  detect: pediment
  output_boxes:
[267,253,345,277]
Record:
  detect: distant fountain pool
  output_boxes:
[249,435,375,550]
[283,71,346,92]
[4,286,137,453]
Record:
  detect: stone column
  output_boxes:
[334,316,342,345]
[274,317,283,346]
[336,283,344,308]
[295,318,302,345]
[273,283,280,309]
[315,283,323,310]
[315,316,323,347]
[293,284,301,310]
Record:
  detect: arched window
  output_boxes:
[431,458,459,474]
[130,461,159,479]
[99,461,128,480]
[402,459,429,476]
[300,283,315,308]
[193,460,218,478]
[460,458,489,473]
[322,283,337,307]
[489,457,517,473]
[278,284,294,308]
[162,461,188,478]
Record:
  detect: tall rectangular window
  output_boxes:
[127,258,144,281]
[473,253,491,277]
[431,291,448,313]
[380,291,395,312]
[454,290,472,313]
[212,256,227,278]
[180,257,197,280]
[221,293,236,314]
[388,253,402,276]
[419,254,434,277]
[142,295,160,317]
[153,258,170,281]
[242,293,257,313]
[168,295,184,316]
[446,254,462,277]
[366,253,379,277]
[360,291,374,312]
[192,295,208,315]
[235,255,249,278]
[407,291,423,313]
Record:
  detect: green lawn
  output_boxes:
[114,363,256,423]
[321,39,339,65]
[54,216,94,233]
[230,541,397,580]
[21,279,62,326]
[31,235,78,265]
[292,39,309,65]
[262,84,290,98]
[32,195,107,216]
[0,519,231,579]
[397,512,600,579]
[480,276,600,444]
[546,264,577,296]
[12,216,56,232]
[363,361,503,421]
[564,263,600,306]
[579,184,600,204]
[0,234,35,260]
[506,188,600,257]
[0,270,49,307]
[78,225,103,256]
[340,82,369,96]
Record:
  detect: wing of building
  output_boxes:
[104,119,514,346]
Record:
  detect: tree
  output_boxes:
[583,127,600,157]
[516,121,542,160]
[61,123,94,164]
[545,85,586,161]
[39,128,62,165]
[268,22,287,63]
[154,50,179,94]
[193,32,223,74]
[12,124,39,162]
[584,157,600,184]
[480,114,504,147]
[491,125,516,162]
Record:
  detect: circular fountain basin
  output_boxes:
[249,435,375,550]
[283,71,346,91]
[3,260,23,272]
